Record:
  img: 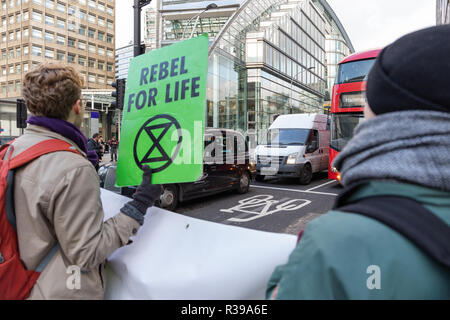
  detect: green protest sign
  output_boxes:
[116,34,208,186]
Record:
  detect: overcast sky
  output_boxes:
[116,0,156,49]
[327,0,436,52]
[116,0,437,52]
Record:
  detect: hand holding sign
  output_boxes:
[127,165,163,215]
[116,35,209,186]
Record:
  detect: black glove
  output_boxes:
[130,165,162,213]
[120,165,162,225]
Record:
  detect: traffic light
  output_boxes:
[139,43,146,56]
[111,79,126,110]
[16,99,27,129]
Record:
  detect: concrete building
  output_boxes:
[155,0,353,147]
[437,0,450,24]
[0,0,117,139]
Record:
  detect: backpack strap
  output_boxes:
[5,170,17,232]
[6,169,60,272]
[4,139,81,272]
[8,139,80,170]
[335,193,450,268]
[35,244,60,273]
[0,139,16,160]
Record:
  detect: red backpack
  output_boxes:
[0,139,80,300]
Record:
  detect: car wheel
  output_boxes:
[255,174,265,182]
[236,171,250,194]
[159,185,179,211]
[299,163,313,185]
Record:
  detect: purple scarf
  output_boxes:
[27,116,98,167]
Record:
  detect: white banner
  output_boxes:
[101,189,297,300]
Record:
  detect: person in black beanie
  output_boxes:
[266,25,450,300]
[366,24,450,116]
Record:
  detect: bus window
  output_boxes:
[330,113,365,152]
[337,59,376,84]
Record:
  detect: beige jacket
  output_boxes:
[10,125,141,300]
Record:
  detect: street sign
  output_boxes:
[116,34,209,186]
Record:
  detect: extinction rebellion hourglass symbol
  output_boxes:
[133,114,183,173]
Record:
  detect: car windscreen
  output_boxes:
[337,58,376,84]
[268,129,310,146]
[330,113,365,152]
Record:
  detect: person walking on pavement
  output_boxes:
[266,25,450,300]
[8,63,162,299]
[109,136,119,162]
[87,133,103,166]
[98,135,106,158]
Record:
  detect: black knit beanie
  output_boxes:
[366,25,450,115]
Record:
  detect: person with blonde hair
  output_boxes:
[7,63,161,299]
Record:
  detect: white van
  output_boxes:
[254,114,330,185]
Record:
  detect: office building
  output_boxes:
[156,0,353,146]
[0,0,116,139]
[437,0,450,24]
[115,42,133,80]
[144,7,160,50]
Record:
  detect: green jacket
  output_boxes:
[267,181,450,299]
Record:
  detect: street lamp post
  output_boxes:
[134,0,152,57]
[289,66,315,114]
[181,3,218,40]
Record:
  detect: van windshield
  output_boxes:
[268,129,310,146]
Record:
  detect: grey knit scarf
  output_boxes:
[333,110,450,192]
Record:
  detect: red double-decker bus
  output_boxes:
[329,49,381,181]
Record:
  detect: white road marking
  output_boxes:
[251,184,338,196]
[221,195,311,223]
[306,180,338,192]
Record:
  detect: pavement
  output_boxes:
[99,152,118,167]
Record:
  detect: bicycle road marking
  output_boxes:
[220,195,311,223]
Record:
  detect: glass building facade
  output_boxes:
[325,33,350,97]
[154,0,354,148]
[160,0,241,44]
[115,43,133,80]
[437,0,450,24]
